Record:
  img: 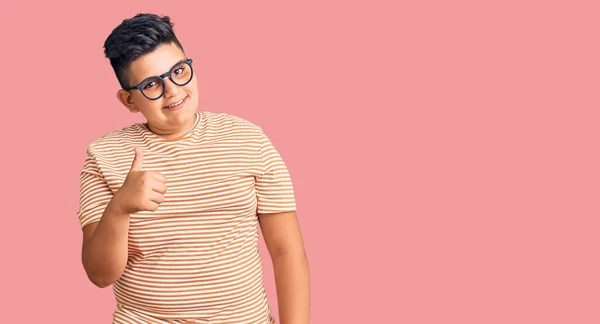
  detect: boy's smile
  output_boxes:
[116,42,199,140]
[164,96,187,110]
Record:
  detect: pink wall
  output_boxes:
[1,1,599,323]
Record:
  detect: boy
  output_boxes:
[77,13,310,324]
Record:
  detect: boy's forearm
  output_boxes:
[82,199,130,288]
[273,252,311,324]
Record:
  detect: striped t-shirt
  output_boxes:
[77,111,296,323]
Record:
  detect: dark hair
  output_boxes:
[103,13,185,89]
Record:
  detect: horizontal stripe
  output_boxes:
[77,111,294,323]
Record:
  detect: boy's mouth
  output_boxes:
[164,96,187,110]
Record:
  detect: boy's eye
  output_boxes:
[142,79,159,89]
[174,68,184,75]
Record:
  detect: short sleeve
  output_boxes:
[76,147,114,229]
[255,129,297,214]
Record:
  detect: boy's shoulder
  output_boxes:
[86,122,139,155]
[86,111,264,153]
[204,111,263,132]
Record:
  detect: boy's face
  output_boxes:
[117,42,199,137]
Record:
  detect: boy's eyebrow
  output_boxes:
[149,59,188,77]
[134,58,189,85]
[171,58,188,67]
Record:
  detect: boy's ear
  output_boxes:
[117,89,140,113]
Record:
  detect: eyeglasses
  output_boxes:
[124,58,194,100]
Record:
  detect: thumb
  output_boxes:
[130,147,143,171]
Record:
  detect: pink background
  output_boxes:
[1,0,599,323]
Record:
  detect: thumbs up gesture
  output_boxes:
[113,147,168,214]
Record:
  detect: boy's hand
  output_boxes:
[112,147,167,214]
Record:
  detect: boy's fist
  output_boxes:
[112,147,167,214]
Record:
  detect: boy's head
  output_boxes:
[104,13,199,138]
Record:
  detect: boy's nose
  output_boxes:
[162,77,181,98]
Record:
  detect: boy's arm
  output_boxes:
[258,211,311,324]
[81,198,130,288]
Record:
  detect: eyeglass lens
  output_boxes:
[140,61,193,99]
